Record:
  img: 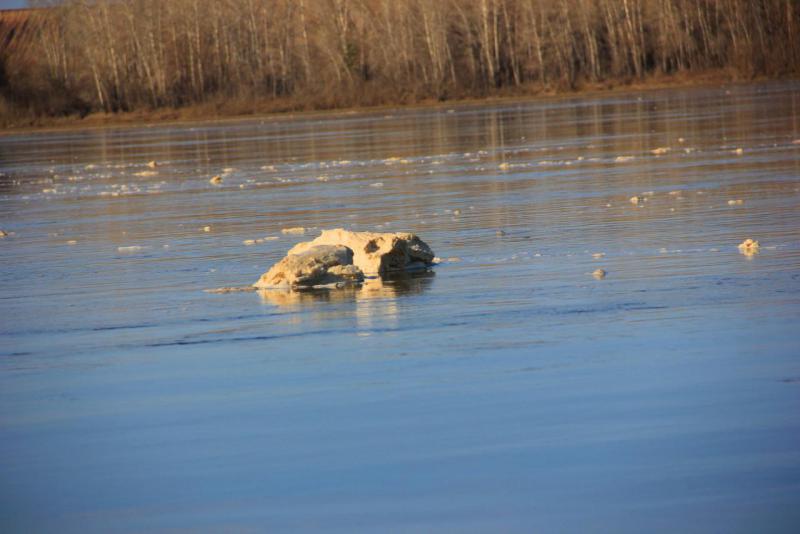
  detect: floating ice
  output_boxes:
[281,227,306,235]
[738,239,759,256]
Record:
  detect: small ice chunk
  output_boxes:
[738,238,760,256]
[281,227,306,235]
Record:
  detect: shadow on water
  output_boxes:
[257,269,435,309]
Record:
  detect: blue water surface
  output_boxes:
[1,82,799,533]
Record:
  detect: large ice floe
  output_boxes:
[253,229,435,290]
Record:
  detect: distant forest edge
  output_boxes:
[1,0,798,126]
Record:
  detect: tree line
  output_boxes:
[1,0,798,121]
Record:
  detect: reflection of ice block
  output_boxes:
[257,286,361,307]
[257,271,436,310]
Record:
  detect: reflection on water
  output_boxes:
[258,285,361,307]
[1,82,800,533]
[360,270,435,297]
[258,270,435,308]
[258,271,436,332]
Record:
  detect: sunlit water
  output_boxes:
[2,82,800,533]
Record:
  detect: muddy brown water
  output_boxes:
[1,82,800,532]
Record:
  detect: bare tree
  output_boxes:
[1,0,797,122]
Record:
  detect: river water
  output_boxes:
[1,82,799,532]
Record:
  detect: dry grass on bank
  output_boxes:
[2,69,781,133]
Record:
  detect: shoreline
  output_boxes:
[1,71,792,136]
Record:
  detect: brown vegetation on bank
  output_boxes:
[1,0,798,127]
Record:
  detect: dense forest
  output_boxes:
[1,0,798,123]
